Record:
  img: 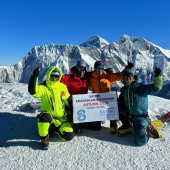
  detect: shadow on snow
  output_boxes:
[76,126,135,147]
[0,112,42,150]
[0,112,136,150]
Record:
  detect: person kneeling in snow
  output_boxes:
[116,67,163,146]
[28,66,74,150]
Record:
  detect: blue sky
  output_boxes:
[0,0,170,66]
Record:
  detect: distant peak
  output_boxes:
[88,34,101,40]
[117,34,147,45]
[80,35,109,48]
[121,34,130,39]
[121,34,147,43]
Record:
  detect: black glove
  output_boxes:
[155,66,161,77]
[105,68,113,74]
[125,62,134,69]
[33,68,40,77]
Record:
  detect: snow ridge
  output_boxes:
[0,34,170,98]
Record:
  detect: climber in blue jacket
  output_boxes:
[116,66,163,146]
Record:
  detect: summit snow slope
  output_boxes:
[0,83,170,170]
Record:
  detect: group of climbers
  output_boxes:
[28,59,163,149]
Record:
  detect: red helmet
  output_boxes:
[94,60,104,70]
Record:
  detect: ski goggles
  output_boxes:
[50,74,60,79]
[96,65,104,70]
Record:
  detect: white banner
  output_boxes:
[72,92,119,123]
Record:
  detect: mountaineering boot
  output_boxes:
[117,119,133,135]
[118,126,133,135]
[41,135,49,150]
[147,122,162,138]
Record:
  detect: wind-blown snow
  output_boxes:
[0,83,170,170]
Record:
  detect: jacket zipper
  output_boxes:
[50,96,54,111]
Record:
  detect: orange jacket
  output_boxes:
[89,70,123,93]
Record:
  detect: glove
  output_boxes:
[125,62,134,69]
[155,66,161,77]
[105,68,113,74]
[33,68,40,77]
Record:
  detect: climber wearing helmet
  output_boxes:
[61,59,91,133]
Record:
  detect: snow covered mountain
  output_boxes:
[80,34,109,48]
[0,34,170,98]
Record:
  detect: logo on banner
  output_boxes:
[77,109,86,121]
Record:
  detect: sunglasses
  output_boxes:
[50,75,59,79]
